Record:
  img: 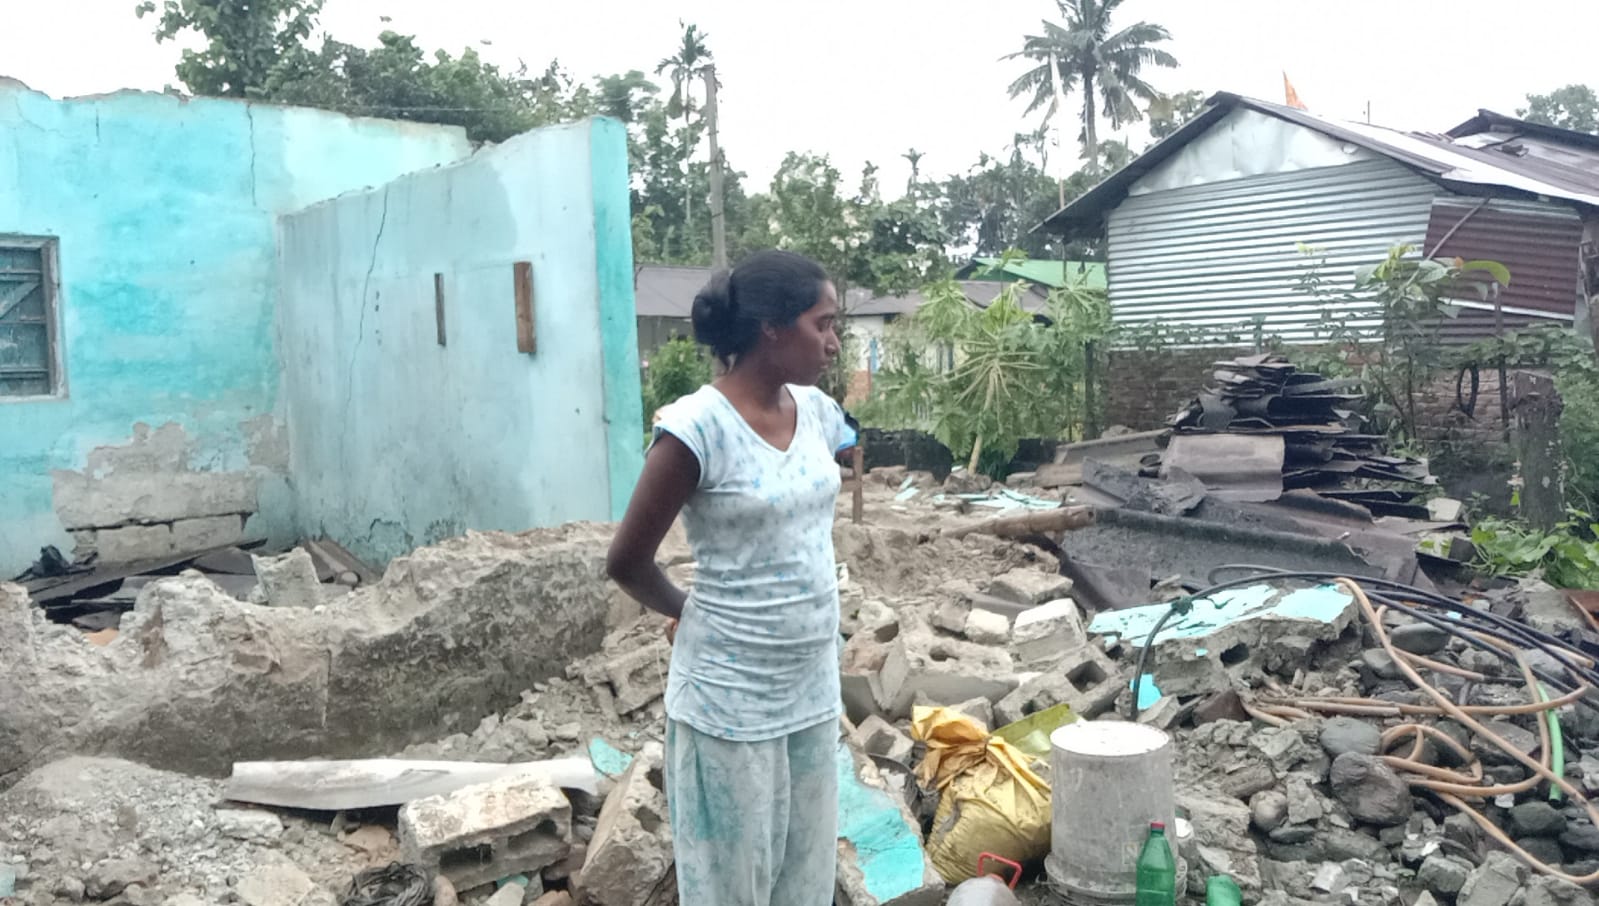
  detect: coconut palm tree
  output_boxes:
[1006,0,1177,165]
[655,22,714,230]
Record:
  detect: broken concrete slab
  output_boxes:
[598,640,670,715]
[53,469,259,531]
[252,548,324,609]
[1,526,628,787]
[223,757,597,810]
[853,715,916,764]
[994,643,1124,725]
[874,626,1017,719]
[576,743,674,906]
[1010,598,1088,665]
[398,771,571,891]
[986,569,1073,608]
[963,608,1011,646]
[836,725,945,906]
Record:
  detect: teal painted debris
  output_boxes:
[588,738,634,778]
[1088,584,1356,648]
[836,740,944,904]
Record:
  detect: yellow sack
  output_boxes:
[910,705,1052,884]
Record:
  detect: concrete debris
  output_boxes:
[575,742,674,906]
[874,621,1017,719]
[1,525,628,783]
[962,607,1011,646]
[251,548,325,608]
[986,568,1073,609]
[836,725,945,906]
[1328,753,1413,828]
[1009,598,1088,666]
[853,715,916,764]
[994,643,1124,725]
[398,771,571,891]
[1457,852,1528,906]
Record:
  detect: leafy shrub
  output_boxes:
[642,338,712,428]
[1471,512,1599,589]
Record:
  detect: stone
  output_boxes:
[963,609,1011,646]
[1178,790,1263,894]
[530,894,573,906]
[1309,862,1347,895]
[1250,790,1288,832]
[1320,717,1383,759]
[399,772,572,891]
[1457,852,1528,906]
[1329,753,1413,828]
[1472,721,1540,766]
[986,569,1072,608]
[577,744,675,906]
[84,858,158,900]
[854,715,915,764]
[597,640,670,714]
[993,644,1122,725]
[875,629,1017,719]
[0,528,627,783]
[90,524,178,563]
[1217,763,1279,802]
[1416,853,1472,896]
[1388,622,1451,656]
[53,468,258,531]
[1415,894,1440,906]
[215,808,285,842]
[1193,690,1250,725]
[1009,598,1088,666]
[430,876,458,906]
[1249,727,1306,773]
[1319,828,1389,864]
[1510,801,1568,838]
[1360,649,1405,682]
[236,862,315,906]
[836,727,945,906]
[1561,820,1599,855]
[1520,836,1566,868]
[251,548,323,609]
[1522,875,1598,906]
[1283,775,1323,826]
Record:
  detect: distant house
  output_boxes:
[632,264,702,361]
[1039,92,1599,345]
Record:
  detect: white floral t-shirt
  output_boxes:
[654,383,858,742]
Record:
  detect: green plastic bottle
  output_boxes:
[1135,821,1177,906]
[1205,875,1243,906]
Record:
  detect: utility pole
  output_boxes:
[705,64,728,270]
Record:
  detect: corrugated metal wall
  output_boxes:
[1425,198,1582,343]
[1106,159,1441,343]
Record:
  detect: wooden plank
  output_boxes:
[224,757,597,810]
[514,261,535,354]
[434,272,447,347]
[305,538,381,586]
[941,505,1097,541]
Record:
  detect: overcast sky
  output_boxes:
[5,0,1597,195]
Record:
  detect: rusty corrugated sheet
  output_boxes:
[1424,198,1582,344]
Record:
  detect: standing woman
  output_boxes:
[606,249,857,906]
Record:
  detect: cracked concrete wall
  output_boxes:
[0,80,472,573]
[276,118,644,567]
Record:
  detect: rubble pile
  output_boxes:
[4,478,1599,906]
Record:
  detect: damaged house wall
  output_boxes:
[0,80,472,575]
[276,117,644,566]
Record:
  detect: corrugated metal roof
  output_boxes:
[956,257,1108,290]
[1042,93,1599,238]
[634,264,709,318]
[847,281,1052,316]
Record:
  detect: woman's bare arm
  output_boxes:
[606,434,700,621]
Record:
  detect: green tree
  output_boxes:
[1148,89,1207,141]
[655,23,715,233]
[1518,84,1599,134]
[135,0,323,97]
[1006,0,1178,162]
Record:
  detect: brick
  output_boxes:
[1010,598,1088,666]
[577,743,673,906]
[853,715,915,763]
[874,630,1017,719]
[962,608,1011,646]
[994,644,1124,725]
[837,722,946,906]
[986,569,1073,608]
[399,772,572,892]
[602,640,670,714]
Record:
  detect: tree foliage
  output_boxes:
[1148,89,1208,141]
[1006,0,1178,162]
[136,0,323,97]
[1518,84,1599,134]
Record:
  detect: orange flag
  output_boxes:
[1283,73,1307,110]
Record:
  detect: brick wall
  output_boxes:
[1104,347,1256,430]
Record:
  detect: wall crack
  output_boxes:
[339,187,391,473]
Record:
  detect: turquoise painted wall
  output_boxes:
[0,81,471,574]
[277,118,643,565]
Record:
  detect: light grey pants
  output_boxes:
[665,718,840,906]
